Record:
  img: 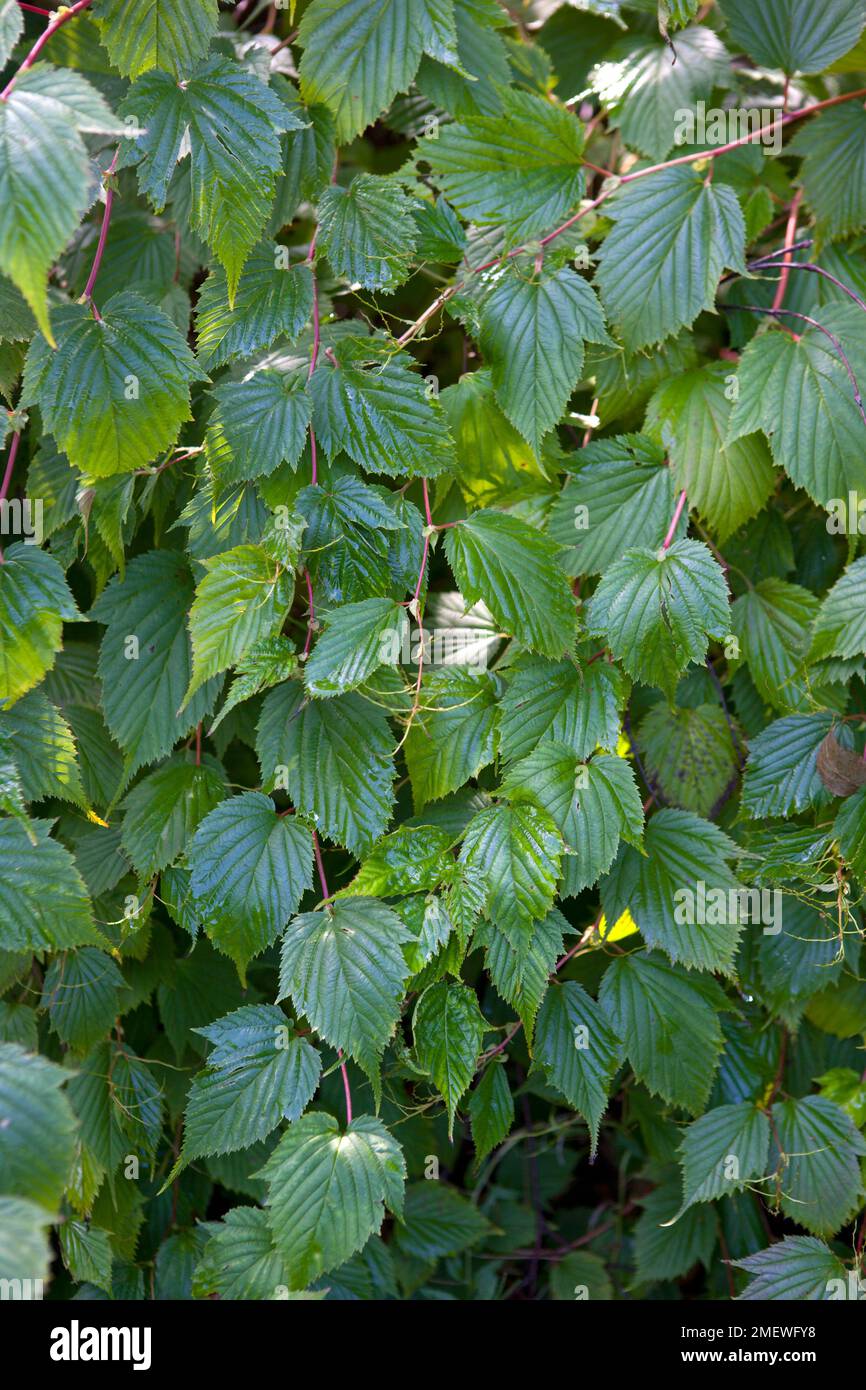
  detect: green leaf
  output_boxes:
[349,825,452,897]
[318,173,418,291]
[156,939,245,1060]
[92,0,219,78]
[604,807,744,973]
[646,366,775,542]
[590,26,730,161]
[304,597,407,697]
[298,0,442,142]
[637,702,738,815]
[535,981,623,1155]
[0,691,87,808]
[0,819,99,952]
[22,293,206,477]
[206,371,312,484]
[810,555,866,660]
[189,791,313,971]
[730,578,819,711]
[678,1103,770,1212]
[405,668,499,811]
[120,759,227,878]
[59,1219,113,1293]
[445,510,576,659]
[504,745,643,895]
[185,544,295,706]
[0,64,124,342]
[257,681,396,856]
[209,635,298,736]
[549,436,674,576]
[460,800,563,947]
[599,952,725,1113]
[550,1249,613,1301]
[733,1236,850,1300]
[394,1181,492,1259]
[718,0,866,73]
[177,1005,321,1166]
[278,897,412,1090]
[0,0,22,69]
[790,104,866,242]
[500,656,627,764]
[295,473,403,604]
[634,1174,716,1282]
[272,81,336,226]
[0,1044,77,1207]
[42,949,126,1053]
[0,1196,54,1286]
[475,907,566,1049]
[413,980,488,1136]
[309,339,456,478]
[585,539,730,701]
[835,783,866,882]
[478,265,610,455]
[91,550,220,778]
[194,1206,288,1301]
[741,712,836,818]
[0,544,79,708]
[425,88,585,242]
[195,247,314,370]
[727,307,866,507]
[595,167,746,350]
[122,57,296,300]
[770,1095,866,1237]
[258,1111,406,1289]
[469,1060,513,1165]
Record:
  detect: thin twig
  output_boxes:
[1,0,94,100]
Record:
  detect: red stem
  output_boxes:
[771,190,803,314]
[0,430,21,564]
[83,151,119,309]
[307,230,321,486]
[0,429,19,505]
[399,85,866,349]
[615,87,866,184]
[662,489,687,550]
[1,0,94,100]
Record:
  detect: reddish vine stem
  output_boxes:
[770,190,803,313]
[662,489,688,549]
[1,0,94,100]
[751,257,866,315]
[0,429,21,564]
[399,85,866,349]
[84,150,119,312]
[311,829,353,1126]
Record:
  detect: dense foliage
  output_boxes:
[1,0,866,1304]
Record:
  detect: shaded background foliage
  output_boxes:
[1,0,866,1302]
